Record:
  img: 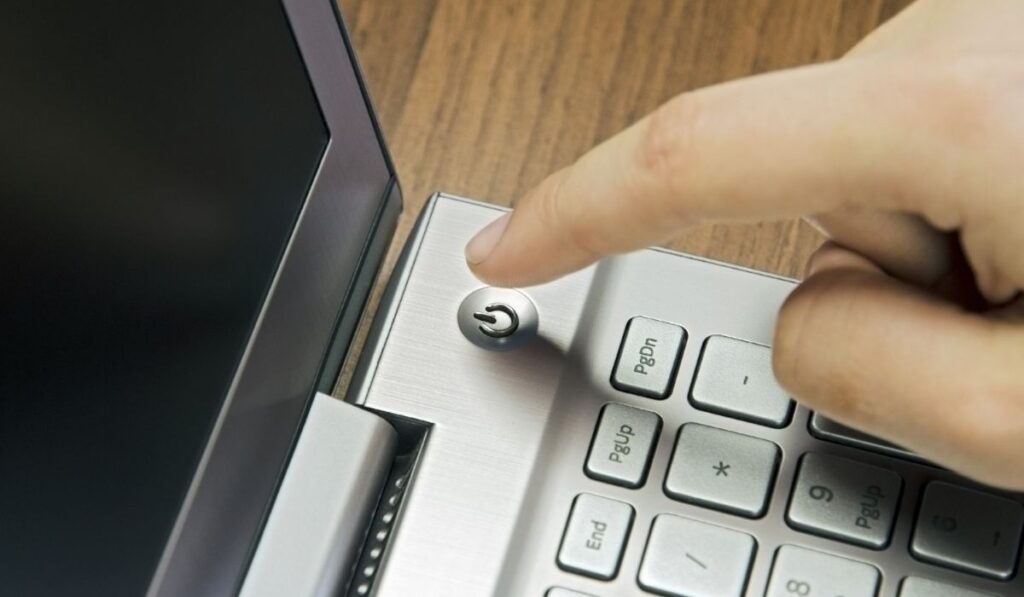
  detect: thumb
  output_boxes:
[773,244,1024,490]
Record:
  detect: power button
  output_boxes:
[457,287,538,351]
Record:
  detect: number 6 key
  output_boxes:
[911,481,1024,580]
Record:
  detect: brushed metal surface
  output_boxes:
[900,576,998,597]
[354,194,593,595]
[355,194,1023,596]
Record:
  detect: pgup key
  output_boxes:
[585,403,661,488]
[786,453,903,549]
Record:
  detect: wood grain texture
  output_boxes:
[332,0,913,392]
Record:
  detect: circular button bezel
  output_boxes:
[457,287,539,351]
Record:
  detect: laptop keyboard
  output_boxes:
[550,316,1024,597]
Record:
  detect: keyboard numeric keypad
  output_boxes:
[555,313,1024,596]
[557,493,634,580]
[584,403,660,488]
[637,514,755,597]
[911,481,1024,580]
[611,317,686,399]
[690,335,793,427]
[664,423,780,518]
[766,545,880,597]
[899,576,997,597]
[787,453,902,549]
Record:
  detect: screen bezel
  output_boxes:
[145,1,401,594]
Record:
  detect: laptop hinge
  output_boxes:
[240,393,396,597]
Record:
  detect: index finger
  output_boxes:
[466,60,942,287]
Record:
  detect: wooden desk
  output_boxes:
[333,0,913,389]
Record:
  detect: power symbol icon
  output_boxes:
[458,287,538,351]
[472,303,519,338]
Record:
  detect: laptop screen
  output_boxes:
[1,1,340,594]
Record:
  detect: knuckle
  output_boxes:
[636,94,704,200]
[934,77,993,142]
[898,57,997,145]
[961,222,1024,304]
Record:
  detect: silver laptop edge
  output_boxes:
[146,0,400,593]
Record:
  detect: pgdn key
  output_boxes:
[611,317,686,399]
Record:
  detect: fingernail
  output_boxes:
[465,213,511,265]
[805,242,864,278]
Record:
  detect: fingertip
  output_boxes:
[465,167,603,288]
[466,212,535,288]
[465,212,511,267]
[464,210,557,288]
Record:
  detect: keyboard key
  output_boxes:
[546,588,596,597]
[690,335,793,427]
[611,316,686,399]
[664,423,780,518]
[786,453,902,549]
[899,576,997,597]
[585,403,661,488]
[637,515,755,597]
[765,545,880,597]
[809,414,923,462]
[911,481,1024,580]
[556,493,634,580]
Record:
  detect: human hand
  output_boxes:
[465,0,1024,489]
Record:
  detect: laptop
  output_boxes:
[3,1,1021,596]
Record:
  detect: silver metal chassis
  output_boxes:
[350,193,1022,596]
[240,393,396,597]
